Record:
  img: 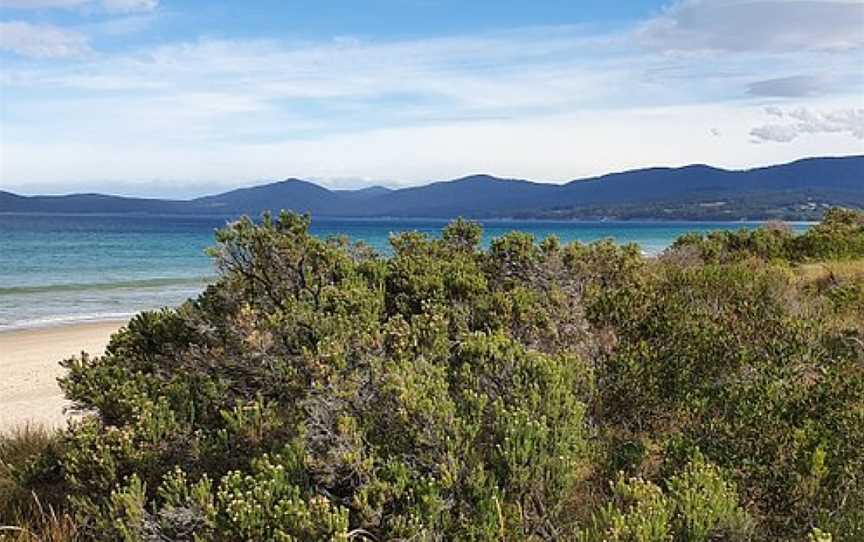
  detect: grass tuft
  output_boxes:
[0,425,76,542]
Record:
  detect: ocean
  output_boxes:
[0,213,810,331]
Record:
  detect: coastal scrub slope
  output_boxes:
[2,210,863,541]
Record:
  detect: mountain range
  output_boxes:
[2,156,862,220]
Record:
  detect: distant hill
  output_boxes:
[363,174,561,217]
[0,191,186,214]
[334,186,393,199]
[192,179,349,216]
[2,156,862,220]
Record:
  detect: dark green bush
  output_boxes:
[5,209,863,541]
[793,208,864,261]
[51,213,602,540]
[669,208,864,263]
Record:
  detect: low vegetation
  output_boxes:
[2,209,863,541]
[0,425,76,541]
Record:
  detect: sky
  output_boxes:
[1,0,863,197]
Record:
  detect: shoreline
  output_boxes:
[0,313,136,334]
[0,211,822,224]
[0,320,126,433]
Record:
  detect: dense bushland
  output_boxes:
[2,210,863,541]
[670,208,864,263]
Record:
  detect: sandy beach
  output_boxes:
[0,321,124,433]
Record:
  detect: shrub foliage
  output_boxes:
[3,210,863,541]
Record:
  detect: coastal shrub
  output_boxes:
[667,222,793,263]
[589,253,864,537]
[78,456,351,542]
[577,457,752,542]
[792,208,864,261]
[49,212,600,540]
[668,208,864,263]
[3,208,863,540]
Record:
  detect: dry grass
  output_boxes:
[0,426,77,542]
[794,259,864,286]
[793,259,864,339]
[1,424,57,518]
[0,501,77,542]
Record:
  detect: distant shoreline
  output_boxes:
[0,211,824,225]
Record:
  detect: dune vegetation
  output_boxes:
[2,209,863,541]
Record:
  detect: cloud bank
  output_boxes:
[1,0,863,189]
[0,21,89,57]
[639,0,864,52]
[0,0,158,12]
[751,107,864,142]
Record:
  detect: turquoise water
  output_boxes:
[0,214,809,330]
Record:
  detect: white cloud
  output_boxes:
[0,21,89,57]
[0,0,158,11]
[0,0,87,7]
[750,107,864,142]
[3,30,642,112]
[4,101,863,188]
[639,0,864,53]
[1,3,862,189]
[750,124,801,142]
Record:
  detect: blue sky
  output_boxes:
[1,0,863,196]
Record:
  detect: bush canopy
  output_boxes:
[3,209,863,541]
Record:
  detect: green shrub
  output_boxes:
[793,208,864,261]
[45,213,601,540]
[4,209,862,541]
[669,209,864,263]
[578,457,751,542]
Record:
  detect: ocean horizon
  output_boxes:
[0,213,810,331]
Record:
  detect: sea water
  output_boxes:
[0,213,809,330]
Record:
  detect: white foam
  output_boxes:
[0,312,135,333]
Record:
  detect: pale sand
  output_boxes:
[0,321,125,432]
